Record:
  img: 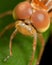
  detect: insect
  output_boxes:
[0,0,52,65]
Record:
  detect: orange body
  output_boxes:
[32,0,48,9]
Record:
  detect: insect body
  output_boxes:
[0,0,52,65]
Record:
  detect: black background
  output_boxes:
[39,33,52,65]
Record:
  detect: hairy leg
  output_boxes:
[29,32,37,65]
[0,22,15,37]
[9,29,17,56]
[3,29,17,62]
[36,33,45,65]
[0,10,12,18]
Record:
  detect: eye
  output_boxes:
[13,1,32,19]
[31,10,50,32]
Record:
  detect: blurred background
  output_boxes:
[40,32,52,65]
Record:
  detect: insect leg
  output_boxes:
[9,29,17,56]
[36,33,45,65]
[3,29,17,62]
[29,32,37,65]
[0,22,15,37]
[26,0,31,2]
[0,10,12,18]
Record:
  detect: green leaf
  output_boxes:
[0,0,52,65]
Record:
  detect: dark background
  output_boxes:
[39,33,52,65]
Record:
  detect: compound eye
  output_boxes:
[13,1,32,19]
[31,10,50,32]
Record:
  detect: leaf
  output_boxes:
[0,0,52,65]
